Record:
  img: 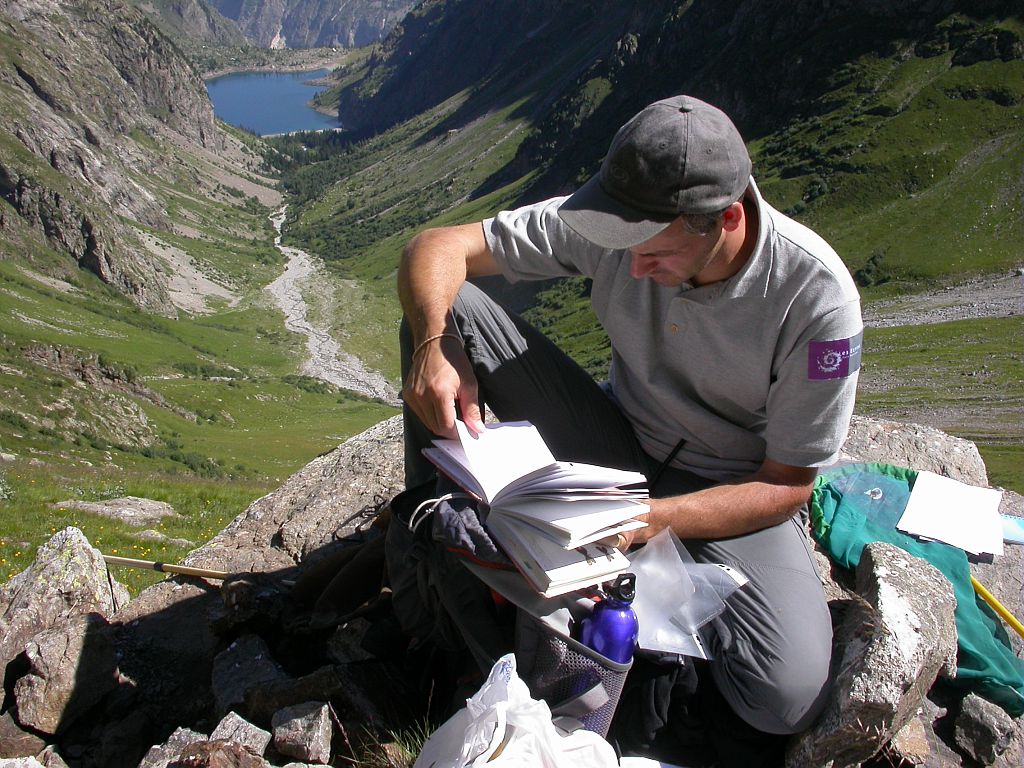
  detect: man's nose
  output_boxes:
[630,252,654,279]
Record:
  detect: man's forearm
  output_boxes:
[398,223,498,437]
[636,460,817,543]
[398,229,470,343]
[398,223,499,341]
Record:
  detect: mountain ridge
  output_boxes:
[201,0,415,49]
[0,0,229,313]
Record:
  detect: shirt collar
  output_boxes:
[719,177,772,300]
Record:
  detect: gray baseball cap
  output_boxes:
[558,95,752,249]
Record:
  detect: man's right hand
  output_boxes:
[398,221,499,439]
[403,333,485,439]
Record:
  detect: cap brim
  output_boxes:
[557,174,677,250]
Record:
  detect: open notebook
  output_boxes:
[424,420,648,597]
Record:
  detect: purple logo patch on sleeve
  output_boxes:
[808,331,863,380]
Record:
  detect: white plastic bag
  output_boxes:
[413,653,618,768]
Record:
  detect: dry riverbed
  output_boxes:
[265,207,399,404]
[863,270,1022,328]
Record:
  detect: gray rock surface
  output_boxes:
[12,614,120,735]
[955,693,1017,765]
[0,527,127,710]
[888,714,933,766]
[241,665,354,727]
[33,747,68,768]
[111,578,223,731]
[49,496,179,527]
[136,727,207,768]
[0,713,44,758]
[787,542,959,768]
[840,414,989,486]
[210,712,271,757]
[203,416,404,568]
[211,634,289,718]
[172,740,270,767]
[271,702,332,765]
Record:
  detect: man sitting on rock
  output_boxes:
[396,94,863,763]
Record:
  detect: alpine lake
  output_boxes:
[204,68,340,136]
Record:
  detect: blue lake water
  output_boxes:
[204,69,340,136]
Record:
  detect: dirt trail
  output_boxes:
[265,207,399,404]
[863,271,1021,327]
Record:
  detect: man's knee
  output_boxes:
[712,627,832,734]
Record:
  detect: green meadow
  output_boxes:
[857,315,1024,494]
[0,220,397,592]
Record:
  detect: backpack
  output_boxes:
[384,481,515,673]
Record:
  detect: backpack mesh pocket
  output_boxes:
[514,607,631,737]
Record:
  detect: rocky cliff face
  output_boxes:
[135,0,251,48]
[210,0,415,48]
[0,0,222,313]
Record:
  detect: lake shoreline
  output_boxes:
[206,68,343,136]
[202,48,348,80]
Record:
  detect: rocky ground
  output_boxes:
[1,414,1021,768]
[862,271,1021,329]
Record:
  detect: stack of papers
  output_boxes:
[896,471,1004,556]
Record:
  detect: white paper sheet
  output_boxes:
[896,470,1003,555]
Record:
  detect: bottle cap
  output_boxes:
[608,572,636,602]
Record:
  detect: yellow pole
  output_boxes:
[103,555,230,581]
[971,576,1024,640]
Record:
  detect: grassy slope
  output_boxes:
[756,56,1024,286]
[857,316,1023,492]
[0,121,397,591]
[0,254,395,590]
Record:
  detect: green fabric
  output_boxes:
[811,462,1024,716]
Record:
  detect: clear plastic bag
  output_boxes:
[413,654,618,768]
[628,528,748,657]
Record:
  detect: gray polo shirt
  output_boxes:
[483,180,863,481]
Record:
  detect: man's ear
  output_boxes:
[721,201,744,232]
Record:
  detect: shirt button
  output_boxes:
[670,323,679,333]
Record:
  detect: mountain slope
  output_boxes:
[209,0,415,48]
[0,0,226,313]
[0,0,399,456]
[0,1,399,592]
[135,0,250,48]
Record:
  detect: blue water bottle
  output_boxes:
[579,573,639,663]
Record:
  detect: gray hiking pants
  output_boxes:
[400,282,833,735]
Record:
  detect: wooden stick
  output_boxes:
[972,576,1024,640]
[103,555,230,581]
